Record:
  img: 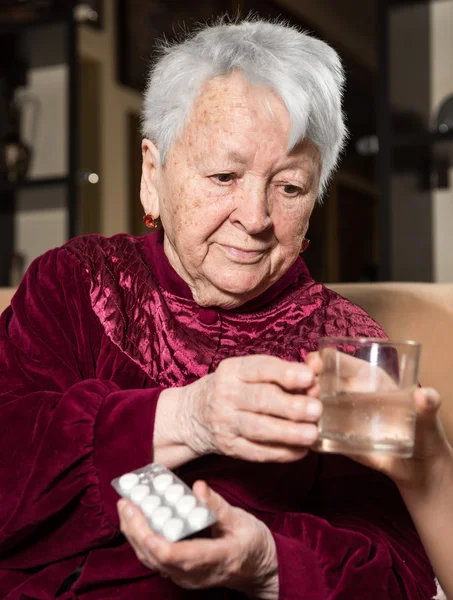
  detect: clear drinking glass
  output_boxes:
[314,337,421,458]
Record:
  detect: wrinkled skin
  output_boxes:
[140,71,321,309]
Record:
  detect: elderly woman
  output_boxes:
[0,18,452,600]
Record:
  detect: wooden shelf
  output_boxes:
[0,176,69,195]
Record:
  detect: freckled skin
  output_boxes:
[140,71,321,309]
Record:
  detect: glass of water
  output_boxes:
[314,337,421,458]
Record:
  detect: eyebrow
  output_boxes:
[224,151,312,172]
[225,150,249,165]
[278,158,316,172]
[212,148,317,181]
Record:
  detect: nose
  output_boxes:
[229,180,272,235]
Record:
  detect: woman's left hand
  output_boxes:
[118,480,279,599]
[305,352,453,493]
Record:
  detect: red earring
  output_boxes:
[301,239,310,253]
[143,214,157,229]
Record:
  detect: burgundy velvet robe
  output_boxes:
[0,231,436,599]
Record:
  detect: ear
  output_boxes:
[140,139,161,217]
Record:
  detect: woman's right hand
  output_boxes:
[181,355,322,463]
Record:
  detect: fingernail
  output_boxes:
[307,401,322,418]
[425,388,440,408]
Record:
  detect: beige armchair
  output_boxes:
[329,282,453,444]
[0,288,14,316]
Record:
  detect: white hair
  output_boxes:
[141,17,347,197]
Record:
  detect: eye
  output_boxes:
[282,184,304,196]
[211,173,235,184]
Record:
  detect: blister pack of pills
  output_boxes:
[111,463,217,542]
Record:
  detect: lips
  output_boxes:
[218,244,268,263]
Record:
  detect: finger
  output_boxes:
[237,383,322,421]
[145,530,231,574]
[118,501,225,582]
[192,481,230,522]
[413,388,450,451]
[118,500,153,558]
[320,347,377,378]
[306,383,320,398]
[229,436,311,463]
[118,500,159,570]
[318,348,397,391]
[305,352,323,375]
[118,499,152,545]
[320,347,369,378]
[237,411,320,446]
[308,349,367,384]
[231,355,315,390]
[414,387,441,418]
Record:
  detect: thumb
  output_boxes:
[412,387,450,460]
[414,387,441,420]
[192,480,231,522]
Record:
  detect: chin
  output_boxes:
[210,276,270,304]
[191,272,269,308]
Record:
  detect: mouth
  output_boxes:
[218,244,269,263]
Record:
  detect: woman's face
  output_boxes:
[141,71,321,309]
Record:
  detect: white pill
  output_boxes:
[150,506,172,530]
[164,483,185,505]
[130,484,150,504]
[187,507,209,530]
[140,494,162,517]
[176,495,197,517]
[153,473,173,493]
[118,473,139,492]
[163,517,185,542]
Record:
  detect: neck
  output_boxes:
[162,234,263,309]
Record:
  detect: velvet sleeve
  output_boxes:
[0,249,164,568]
[270,457,436,600]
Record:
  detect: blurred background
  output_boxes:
[0,0,452,286]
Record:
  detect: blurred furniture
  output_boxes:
[329,282,453,443]
[0,4,102,286]
[0,8,77,286]
[376,0,453,281]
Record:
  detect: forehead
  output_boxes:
[168,71,320,175]
[183,72,291,152]
[194,72,289,122]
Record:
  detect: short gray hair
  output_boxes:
[141,18,347,196]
